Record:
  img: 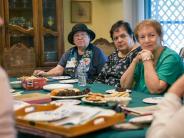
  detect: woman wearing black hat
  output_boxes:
[34,23,107,81]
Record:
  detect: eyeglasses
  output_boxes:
[74,32,88,38]
[113,34,128,41]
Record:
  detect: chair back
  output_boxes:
[93,38,115,56]
[179,47,184,58]
[3,43,36,76]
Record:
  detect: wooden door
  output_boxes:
[38,0,64,67]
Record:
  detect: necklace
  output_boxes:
[118,47,133,58]
[118,51,127,58]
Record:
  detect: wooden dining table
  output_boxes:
[11,78,158,138]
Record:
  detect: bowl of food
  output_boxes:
[106,96,132,107]
[117,97,132,106]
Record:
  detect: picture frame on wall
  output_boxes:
[71,1,92,23]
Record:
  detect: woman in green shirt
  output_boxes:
[120,19,183,94]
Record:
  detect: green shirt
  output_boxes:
[133,47,184,94]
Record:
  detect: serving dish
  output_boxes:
[15,104,124,137]
[43,84,73,91]
[59,79,78,84]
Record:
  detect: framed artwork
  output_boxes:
[71,1,92,23]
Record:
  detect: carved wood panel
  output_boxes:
[3,43,35,76]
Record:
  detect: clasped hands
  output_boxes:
[133,49,154,63]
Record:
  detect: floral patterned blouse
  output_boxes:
[95,47,141,88]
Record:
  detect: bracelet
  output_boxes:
[142,57,153,62]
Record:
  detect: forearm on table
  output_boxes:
[143,60,167,94]
[167,75,184,97]
[46,65,64,76]
[120,60,137,89]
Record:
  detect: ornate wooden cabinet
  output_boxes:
[0,0,64,76]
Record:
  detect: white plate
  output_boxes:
[59,79,78,84]
[96,109,116,116]
[143,97,163,104]
[24,108,71,121]
[49,76,71,80]
[105,89,132,94]
[129,115,153,124]
[12,92,23,96]
[43,84,73,91]
[81,97,106,105]
[50,94,87,99]
[10,81,22,89]
[50,99,81,106]
[10,89,16,93]
[105,89,117,94]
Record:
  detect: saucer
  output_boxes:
[143,97,163,104]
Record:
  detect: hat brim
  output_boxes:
[68,29,96,45]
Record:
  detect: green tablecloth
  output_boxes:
[11,78,156,138]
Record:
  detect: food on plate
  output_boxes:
[115,87,126,92]
[84,91,131,106]
[108,92,129,97]
[85,93,105,102]
[50,88,90,96]
[18,76,48,81]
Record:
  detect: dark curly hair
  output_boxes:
[110,20,135,42]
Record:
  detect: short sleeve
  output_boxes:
[92,47,107,74]
[58,50,70,67]
[157,54,183,85]
[88,46,107,81]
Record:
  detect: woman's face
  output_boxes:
[73,31,90,49]
[113,27,133,52]
[137,25,161,52]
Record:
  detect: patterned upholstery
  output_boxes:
[93,38,115,56]
[3,43,35,76]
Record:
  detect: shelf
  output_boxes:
[8,24,34,36]
[9,7,32,11]
[42,27,58,36]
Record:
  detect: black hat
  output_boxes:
[68,23,96,45]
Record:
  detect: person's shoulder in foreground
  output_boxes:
[147,75,184,138]
[0,67,16,138]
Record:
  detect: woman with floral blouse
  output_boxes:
[96,20,141,87]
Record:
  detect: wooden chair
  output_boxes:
[93,38,115,56]
[3,43,36,76]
